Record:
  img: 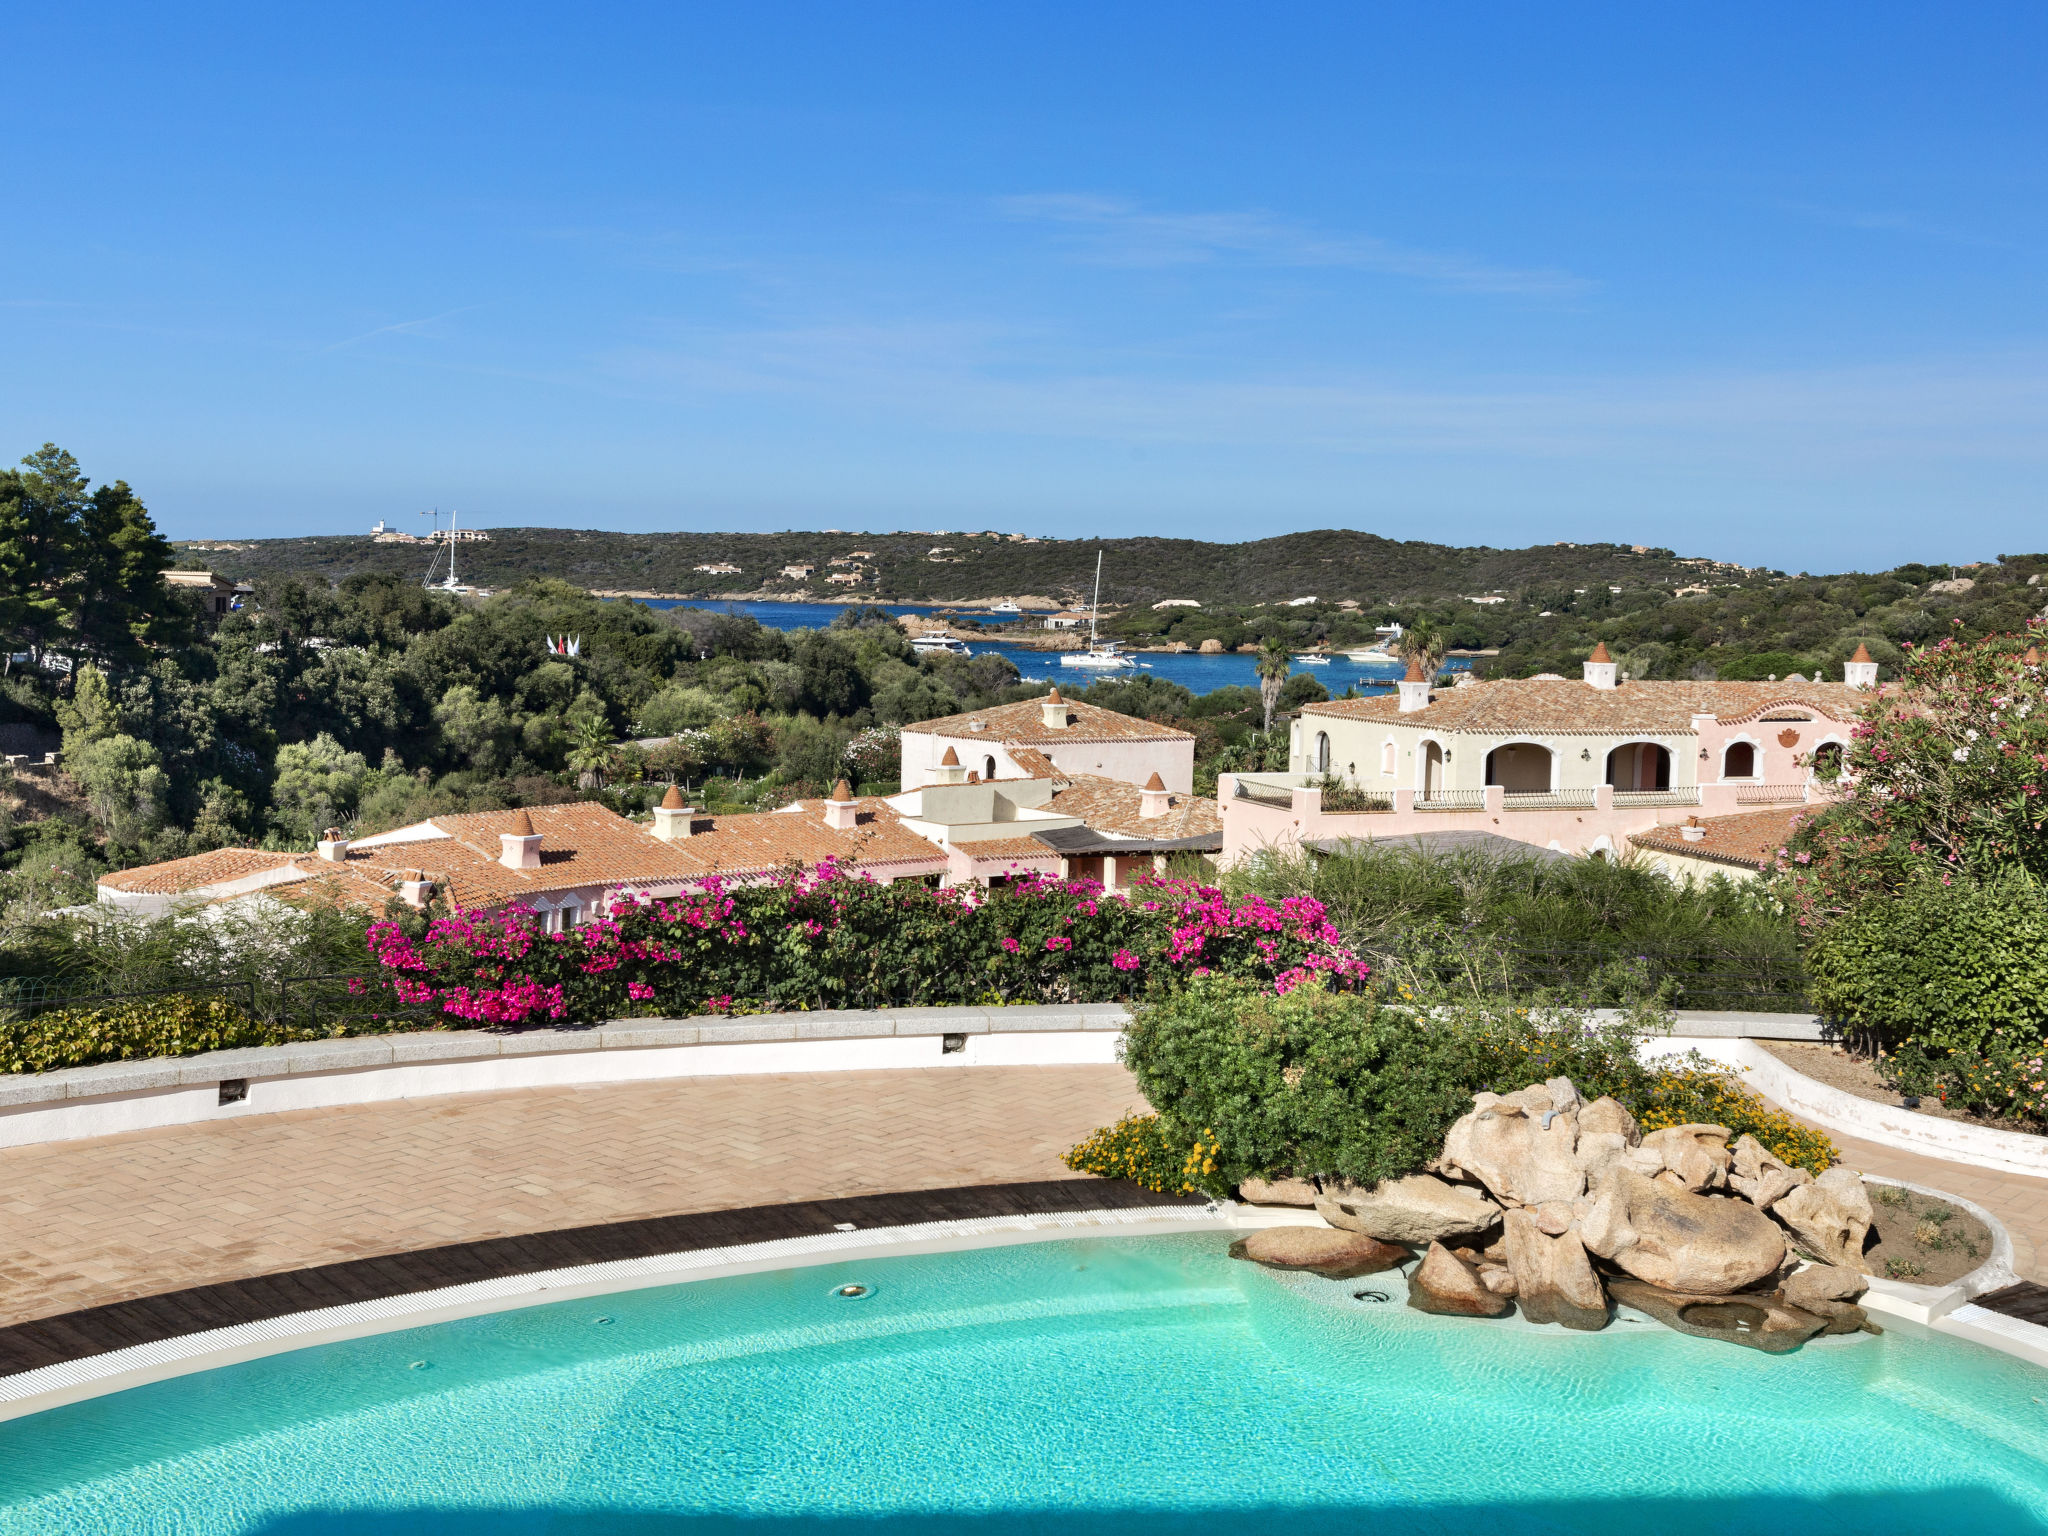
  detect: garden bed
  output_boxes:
[1860,1182,1995,1286]
[1757,1041,2043,1138]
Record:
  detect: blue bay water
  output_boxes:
[642,599,1471,697]
[3,1233,2045,1534]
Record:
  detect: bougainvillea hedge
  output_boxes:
[361,862,1371,1026]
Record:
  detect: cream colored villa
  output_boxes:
[1219,644,1879,867]
[899,689,1195,793]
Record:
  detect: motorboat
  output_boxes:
[1292,653,1332,666]
[988,599,1022,614]
[911,634,971,657]
[1344,648,1394,663]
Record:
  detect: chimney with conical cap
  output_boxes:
[1583,641,1617,691]
[1139,771,1172,818]
[652,782,696,840]
[1844,642,1878,690]
[1040,686,1070,729]
[1398,652,1431,713]
[824,777,858,830]
[932,743,967,785]
[500,807,544,869]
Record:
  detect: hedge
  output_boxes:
[1104,978,1834,1197]
[0,995,318,1076]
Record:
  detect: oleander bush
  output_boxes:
[360,862,1371,1026]
[1101,978,1833,1198]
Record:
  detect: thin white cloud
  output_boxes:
[586,318,2048,469]
[1778,200,2009,249]
[323,305,484,353]
[995,193,1591,297]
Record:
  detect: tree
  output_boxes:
[271,734,371,842]
[1399,617,1449,682]
[0,446,181,667]
[1256,636,1292,732]
[0,445,89,666]
[567,715,618,789]
[1783,622,2047,924]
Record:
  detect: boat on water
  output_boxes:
[1344,647,1395,663]
[1059,552,1140,671]
[988,600,1021,614]
[911,634,972,657]
[1292,653,1332,666]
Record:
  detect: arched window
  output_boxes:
[1484,742,1553,792]
[1811,741,1845,781]
[983,755,997,781]
[1380,739,1397,777]
[1724,741,1756,779]
[1313,732,1331,774]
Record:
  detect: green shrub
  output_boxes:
[1061,1113,1217,1195]
[0,995,304,1075]
[1805,876,2048,1056]
[1113,978,1833,1195]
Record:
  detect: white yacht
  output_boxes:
[988,599,1021,614]
[1292,653,1332,666]
[1344,647,1394,663]
[911,634,971,657]
[1059,552,1139,671]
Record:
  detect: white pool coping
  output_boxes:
[1642,1035,2048,1180]
[0,1203,1321,1423]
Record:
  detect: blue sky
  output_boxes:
[4,4,2044,571]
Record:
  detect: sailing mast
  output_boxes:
[1088,550,1102,649]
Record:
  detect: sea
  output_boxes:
[640,598,1471,698]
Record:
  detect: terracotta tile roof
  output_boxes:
[905,695,1192,744]
[397,804,706,908]
[1003,746,1065,781]
[1044,775,1222,841]
[1629,806,1815,870]
[99,848,304,895]
[1299,679,1866,735]
[665,798,948,880]
[956,836,1064,862]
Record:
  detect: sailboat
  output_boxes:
[421,509,480,595]
[1060,552,1137,670]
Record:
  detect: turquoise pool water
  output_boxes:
[2,1233,2045,1534]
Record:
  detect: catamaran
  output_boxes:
[421,509,480,595]
[1060,552,1138,670]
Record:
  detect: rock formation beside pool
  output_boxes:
[1234,1076,1881,1350]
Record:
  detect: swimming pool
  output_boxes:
[3,1233,2045,1534]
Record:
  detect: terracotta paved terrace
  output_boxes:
[0,1064,2042,1332]
[0,1065,1150,1329]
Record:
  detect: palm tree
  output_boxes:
[567,716,618,790]
[1399,618,1449,684]
[1255,636,1292,733]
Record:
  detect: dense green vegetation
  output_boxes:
[190,525,1730,610]
[1107,555,2047,684]
[191,516,2046,686]
[1233,839,1805,1010]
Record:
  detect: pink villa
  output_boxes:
[1218,644,1880,869]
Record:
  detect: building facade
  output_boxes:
[1219,647,1875,867]
[899,689,1196,793]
